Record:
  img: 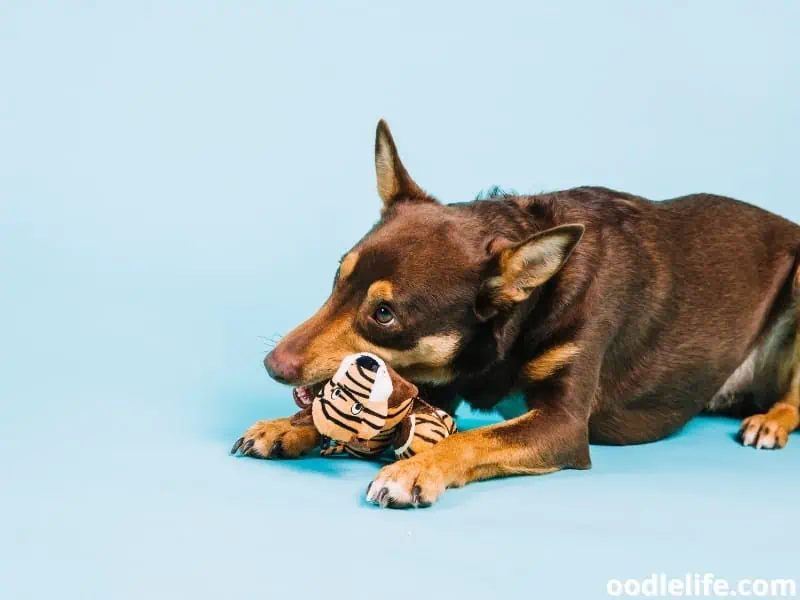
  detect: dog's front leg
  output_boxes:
[366,402,591,508]
[231,407,322,458]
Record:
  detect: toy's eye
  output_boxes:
[373,304,395,326]
[351,402,363,415]
[331,387,343,399]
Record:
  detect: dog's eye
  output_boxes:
[351,402,363,415]
[373,304,395,326]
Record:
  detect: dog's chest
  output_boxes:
[457,366,525,415]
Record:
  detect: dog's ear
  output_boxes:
[375,120,435,214]
[476,224,585,319]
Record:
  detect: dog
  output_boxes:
[233,120,800,508]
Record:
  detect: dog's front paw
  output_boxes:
[231,418,319,459]
[366,456,448,508]
[738,413,791,449]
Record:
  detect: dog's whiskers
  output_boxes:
[258,333,284,351]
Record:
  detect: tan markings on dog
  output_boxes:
[338,252,359,281]
[486,275,527,305]
[396,364,454,385]
[301,309,360,382]
[366,280,393,303]
[302,305,461,384]
[365,333,461,384]
[740,401,800,449]
[387,333,461,367]
[524,343,582,381]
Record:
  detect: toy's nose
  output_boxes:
[264,348,303,383]
[355,354,380,372]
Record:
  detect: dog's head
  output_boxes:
[266,121,584,400]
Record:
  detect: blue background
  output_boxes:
[2,2,799,598]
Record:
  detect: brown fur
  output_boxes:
[248,120,800,507]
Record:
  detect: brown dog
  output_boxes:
[234,120,800,508]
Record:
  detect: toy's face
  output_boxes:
[311,354,393,443]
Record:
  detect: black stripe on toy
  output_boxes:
[414,432,444,445]
[320,398,383,431]
[340,385,368,402]
[345,446,379,459]
[319,401,359,434]
[344,371,371,393]
[413,416,448,437]
[386,398,413,419]
[355,402,385,419]
[356,365,376,384]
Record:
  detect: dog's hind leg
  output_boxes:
[739,265,800,449]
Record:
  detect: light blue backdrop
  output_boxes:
[2,2,798,599]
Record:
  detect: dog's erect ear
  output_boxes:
[375,120,434,213]
[477,224,585,316]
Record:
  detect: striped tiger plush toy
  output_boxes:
[310,353,457,460]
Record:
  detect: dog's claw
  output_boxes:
[230,438,244,455]
[376,487,390,508]
[268,439,284,459]
[411,485,421,507]
[241,439,255,455]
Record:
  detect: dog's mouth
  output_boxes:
[292,382,325,409]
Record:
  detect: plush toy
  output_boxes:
[310,353,457,460]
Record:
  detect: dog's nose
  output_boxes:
[264,348,303,383]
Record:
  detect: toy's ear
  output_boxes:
[383,362,419,403]
[375,120,437,215]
